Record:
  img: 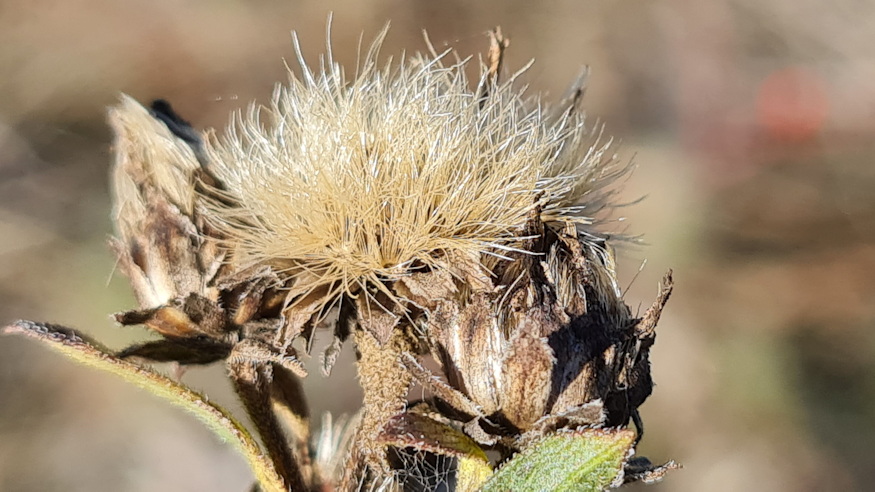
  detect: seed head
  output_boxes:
[202,31,626,308]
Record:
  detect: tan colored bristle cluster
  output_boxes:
[202,32,626,302]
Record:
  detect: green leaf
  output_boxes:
[2,320,287,492]
[479,428,635,492]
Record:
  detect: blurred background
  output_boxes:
[1,1,874,490]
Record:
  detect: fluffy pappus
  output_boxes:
[202,29,629,308]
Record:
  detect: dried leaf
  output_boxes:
[114,305,202,338]
[320,296,354,376]
[623,456,681,485]
[2,320,287,492]
[117,337,230,365]
[356,293,401,346]
[395,268,457,309]
[114,292,229,339]
[433,293,502,415]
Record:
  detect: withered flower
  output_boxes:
[3,26,677,492]
[110,97,314,491]
[195,28,676,486]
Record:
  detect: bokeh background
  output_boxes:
[2,1,874,491]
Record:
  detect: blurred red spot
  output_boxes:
[756,66,829,142]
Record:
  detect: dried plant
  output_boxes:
[3,26,677,491]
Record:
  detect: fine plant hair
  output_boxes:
[2,25,677,492]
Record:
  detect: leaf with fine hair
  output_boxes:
[1,320,287,492]
[479,428,635,492]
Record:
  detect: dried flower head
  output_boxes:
[191,28,673,487]
[3,26,678,492]
[202,30,626,320]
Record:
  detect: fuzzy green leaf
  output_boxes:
[479,428,635,492]
[2,320,287,492]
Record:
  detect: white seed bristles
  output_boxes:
[202,30,627,303]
